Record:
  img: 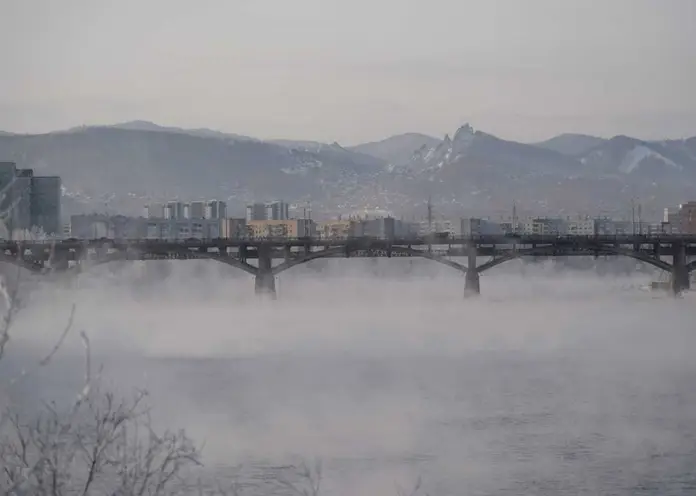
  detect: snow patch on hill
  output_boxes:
[618,145,680,173]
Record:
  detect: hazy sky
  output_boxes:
[1,0,695,144]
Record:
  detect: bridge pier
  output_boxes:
[671,242,690,295]
[255,245,276,298]
[464,241,480,297]
[254,270,276,297]
[50,257,70,272]
[465,270,480,297]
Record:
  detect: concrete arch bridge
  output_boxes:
[0,235,694,298]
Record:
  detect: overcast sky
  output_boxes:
[1,0,695,144]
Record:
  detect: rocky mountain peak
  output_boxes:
[453,123,475,142]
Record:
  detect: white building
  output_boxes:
[205,200,227,220]
[265,200,289,220]
[164,201,186,220]
[521,218,567,235]
[567,218,596,236]
[417,219,458,236]
[146,218,221,240]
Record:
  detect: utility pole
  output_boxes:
[631,198,636,235]
[512,201,517,234]
[303,203,307,237]
[638,202,642,235]
[427,196,433,233]
[427,196,433,253]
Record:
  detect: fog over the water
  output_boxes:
[4,260,696,494]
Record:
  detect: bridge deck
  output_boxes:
[3,234,696,252]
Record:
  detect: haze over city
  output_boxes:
[2,1,696,495]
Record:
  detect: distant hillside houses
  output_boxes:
[460,216,672,236]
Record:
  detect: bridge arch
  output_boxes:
[271,245,468,276]
[0,252,44,273]
[66,251,259,277]
[192,253,258,275]
[476,245,673,274]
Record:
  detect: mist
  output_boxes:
[3,260,696,494]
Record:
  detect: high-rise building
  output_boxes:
[266,200,289,221]
[0,162,61,237]
[165,201,185,220]
[205,200,227,220]
[145,203,165,219]
[12,169,32,234]
[246,203,266,222]
[187,201,206,219]
[30,176,62,235]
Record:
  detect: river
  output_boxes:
[5,259,696,495]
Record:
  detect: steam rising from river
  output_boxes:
[4,259,696,494]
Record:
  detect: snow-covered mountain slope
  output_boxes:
[578,135,695,178]
[350,133,442,167]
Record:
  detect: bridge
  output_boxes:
[0,235,695,297]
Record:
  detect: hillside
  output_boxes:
[534,133,606,156]
[0,123,695,220]
[350,133,442,167]
[0,127,384,217]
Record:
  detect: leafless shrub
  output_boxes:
[0,261,203,496]
[276,460,322,496]
[0,251,24,363]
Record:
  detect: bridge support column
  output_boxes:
[254,245,276,298]
[464,241,480,297]
[671,242,689,295]
[50,257,70,272]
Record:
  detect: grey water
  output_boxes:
[5,259,696,495]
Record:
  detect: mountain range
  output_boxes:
[0,120,695,220]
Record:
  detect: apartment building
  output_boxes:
[317,220,355,239]
[266,200,289,221]
[520,218,567,235]
[220,218,247,239]
[245,203,266,222]
[146,218,221,240]
[70,214,147,239]
[461,218,505,236]
[146,199,227,221]
[677,202,696,234]
[566,218,596,236]
[350,217,415,239]
[246,200,290,222]
[0,162,62,237]
[205,200,227,220]
[246,219,316,238]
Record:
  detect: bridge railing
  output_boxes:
[2,233,696,248]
